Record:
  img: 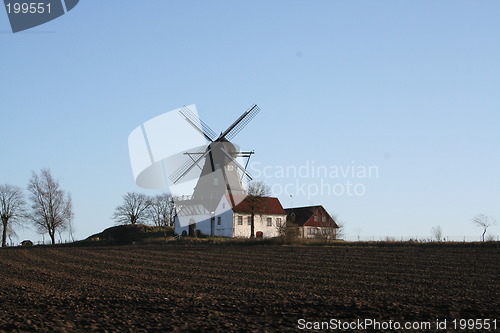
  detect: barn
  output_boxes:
[285,205,339,239]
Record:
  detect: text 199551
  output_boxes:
[5,2,51,14]
[451,319,497,330]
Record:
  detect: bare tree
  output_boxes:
[0,184,26,247]
[275,218,299,244]
[7,230,16,246]
[431,225,443,242]
[317,228,334,244]
[275,217,287,241]
[27,169,74,245]
[247,181,271,238]
[67,218,75,242]
[472,214,496,242]
[113,192,151,225]
[317,214,340,244]
[485,234,497,242]
[149,193,175,227]
[331,213,345,240]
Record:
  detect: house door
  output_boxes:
[188,219,196,237]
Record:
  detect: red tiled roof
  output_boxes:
[233,196,286,215]
[284,205,338,228]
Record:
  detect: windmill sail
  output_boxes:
[222,104,260,141]
[179,106,217,142]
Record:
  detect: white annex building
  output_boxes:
[174,195,287,239]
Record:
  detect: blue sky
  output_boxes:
[1,1,499,242]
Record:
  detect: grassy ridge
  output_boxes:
[83,224,175,245]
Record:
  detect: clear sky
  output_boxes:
[1,1,499,242]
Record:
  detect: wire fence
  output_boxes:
[343,235,499,242]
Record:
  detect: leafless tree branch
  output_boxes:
[247,181,271,238]
[149,193,175,227]
[431,225,443,242]
[472,214,496,242]
[0,184,26,247]
[27,169,73,245]
[113,192,151,225]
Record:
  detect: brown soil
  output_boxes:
[0,244,498,332]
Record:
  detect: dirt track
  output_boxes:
[0,244,498,332]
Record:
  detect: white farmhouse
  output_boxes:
[174,195,287,238]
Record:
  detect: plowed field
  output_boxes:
[0,244,498,332]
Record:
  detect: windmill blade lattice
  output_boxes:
[179,106,217,142]
[170,146,210,184]
[221,104,260,141]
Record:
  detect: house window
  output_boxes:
[247,216,251,225]
[266,217,272,226]
[322,216,326,222]
[237,216,243,225]
[314,215,318,222]
[217,216,221,225]
[276,217,282,226]
[222,202,225,209]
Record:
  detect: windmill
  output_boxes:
[172,104,260,215]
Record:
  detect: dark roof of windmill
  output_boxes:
[285,205,338,228]
[232,196,286,215]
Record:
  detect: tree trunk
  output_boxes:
[250,213,255,238]
[482,229,486,242]
[1,220,7,247]
[49,231,56,245]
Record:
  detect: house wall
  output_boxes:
[300,226,337,239]
[174,195,235,237]
[233,214,286,238]
[213,196,234,237]
[174,212,211,236]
